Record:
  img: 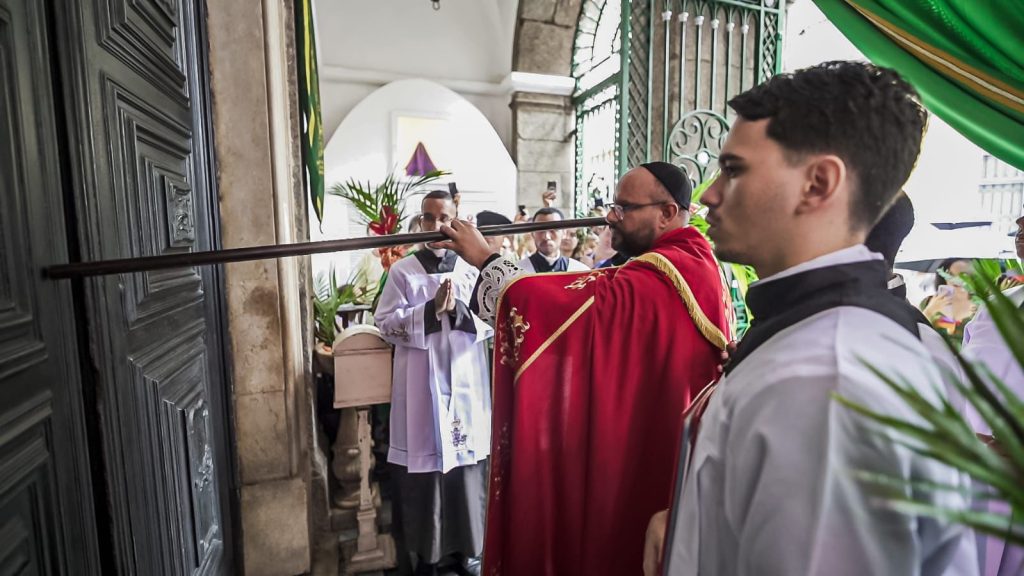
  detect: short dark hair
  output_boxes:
[423,190,452,202]
[728,61,927,229]
[532,207,565,222]
[865,191,914,269]
[476,210,512,227]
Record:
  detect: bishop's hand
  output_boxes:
[438,219,495,269]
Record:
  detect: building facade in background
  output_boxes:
[979,154,1024,235]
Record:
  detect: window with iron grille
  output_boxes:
[573,0,624,217]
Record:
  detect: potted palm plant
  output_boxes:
[313,265,372,374]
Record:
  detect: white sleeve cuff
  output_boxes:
[476,256,524,326]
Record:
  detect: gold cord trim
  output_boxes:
[846,0,1024,114]
[631,253,728,351]
[495,269,590,312]
[514,296,595,383]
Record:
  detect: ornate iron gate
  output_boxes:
[573,0,786,213]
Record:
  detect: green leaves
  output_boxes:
[312,265,372,345]
[838,268,1024,543]
[295,0,324,224]
[328,169,447,235]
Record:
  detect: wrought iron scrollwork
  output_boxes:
[666,110,730,185]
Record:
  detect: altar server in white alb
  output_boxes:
[644,61,978,576]
[375,190,492,576]
[960,213,1024,576]
[517,207,590,273]
[963,214,1024,432]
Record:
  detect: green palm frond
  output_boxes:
[838,267,1024,543]
[958,258,1024,298]
[882,500,1024,545]
[964,270,1024,385]
[328,169,447,234]
[312,265,374,344]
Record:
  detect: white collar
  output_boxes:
[539,252,561,265]
[756,244,883,286]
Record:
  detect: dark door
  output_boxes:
[0,0,100,573]
[50,0,235,574]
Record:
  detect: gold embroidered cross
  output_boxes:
[499,307,530,366]
[564,270,607,290]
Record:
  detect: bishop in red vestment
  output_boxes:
[440,162,731,576]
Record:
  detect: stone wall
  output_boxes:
[512,0,581,212]
[206,0,315,574]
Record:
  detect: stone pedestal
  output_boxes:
[341,407,396,574]
[333,327,396,574]
[332,408,361,511]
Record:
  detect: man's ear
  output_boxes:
[661,202,682,222]
[796,154,846,215]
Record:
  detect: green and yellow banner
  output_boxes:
[296,0,325,223]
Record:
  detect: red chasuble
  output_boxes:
[484,226,730,576]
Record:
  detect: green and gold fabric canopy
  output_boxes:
[814,0,1024,171]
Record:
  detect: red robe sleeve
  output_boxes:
[484,227,730,576]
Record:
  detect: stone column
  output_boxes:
[206,0,315,574]
[512,91,575,212]
[512,0,581,213]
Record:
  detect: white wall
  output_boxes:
[313,79,518,282]
[785,1,989,246]
[315,0,517,149]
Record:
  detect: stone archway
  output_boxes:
[513,0,790,216]
[510,0,581,212]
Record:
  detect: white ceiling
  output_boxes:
[315,0,519,84]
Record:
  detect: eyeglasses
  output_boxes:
[605,201,671,222]
[420,213,452,225]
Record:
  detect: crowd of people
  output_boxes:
[368,60,1024,576]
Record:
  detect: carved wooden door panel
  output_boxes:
[0,0,100,573]
[52,0,234,573]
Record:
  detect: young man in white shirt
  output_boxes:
[646,61,978,576]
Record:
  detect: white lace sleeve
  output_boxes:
[476,256,524,326]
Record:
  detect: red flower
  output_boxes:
[379,246,407,271]
[369,206,399,236]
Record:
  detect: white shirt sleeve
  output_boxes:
[961,305,1024,434]
[963,306,1024,389]
[723,368,972,576]
[567,257,590,272]
[373,267,431,350]
[919,323,968,414]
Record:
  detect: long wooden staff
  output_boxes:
[44,217,608,279]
